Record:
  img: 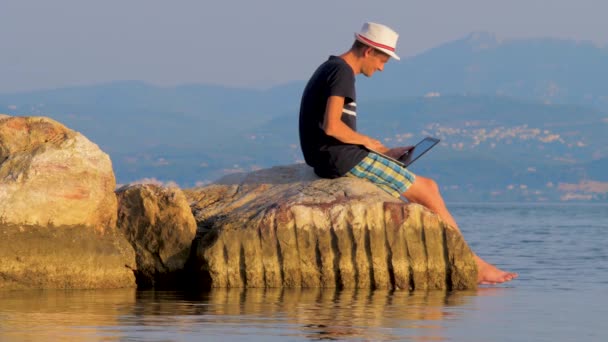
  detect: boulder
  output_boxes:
[0,116,135,289]
[185,164,477,290]
[116,184,197,288]
[0,116,116,229]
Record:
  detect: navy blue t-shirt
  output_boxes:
[298,56,368,178]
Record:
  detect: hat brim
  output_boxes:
[354,33,400,60]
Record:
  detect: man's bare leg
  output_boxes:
[402,176,518,284]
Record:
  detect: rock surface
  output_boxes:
[0,116,135,289]
[0,223,136,289]
[185,164,478,290]
[116,184,197,288]
[0,116,117,229]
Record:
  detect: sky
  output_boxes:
[1,0,607,93]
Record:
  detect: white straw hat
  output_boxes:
[354,22,400,60]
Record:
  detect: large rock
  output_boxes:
[185,164,477,290]
[0,116,135,289]
[0,116,116,229]
[116,184,197,288]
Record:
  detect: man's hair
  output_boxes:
[351,40,390,58]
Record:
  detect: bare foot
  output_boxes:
[475,255,518,285]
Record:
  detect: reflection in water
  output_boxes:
[0,288,478,341]
[180,288,475,340]
[0,289,137,341]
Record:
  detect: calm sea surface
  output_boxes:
[1,203,607,341]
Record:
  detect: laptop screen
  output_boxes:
[399,137,440,166]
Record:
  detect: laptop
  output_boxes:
[368,136,440,167]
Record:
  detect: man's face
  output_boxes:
[361,49,390,77]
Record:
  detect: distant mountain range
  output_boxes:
[358,32,608,110]
[1,32,607,202]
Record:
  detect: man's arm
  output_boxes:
[323,96,388,153]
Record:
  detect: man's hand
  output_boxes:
[385,146,414,158]
[363,137,388,153]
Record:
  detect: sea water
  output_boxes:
[1,203,607,341]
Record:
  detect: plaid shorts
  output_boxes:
[346,152,416,198]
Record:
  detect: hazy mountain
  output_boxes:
[0,80,298,154]
[359,32,608,110]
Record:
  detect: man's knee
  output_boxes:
[402,175,440,203]
[415,175,440,194]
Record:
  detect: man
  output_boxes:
[298,22,517,284]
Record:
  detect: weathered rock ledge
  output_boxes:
[0,222,135,290]
[185,164,478,290]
